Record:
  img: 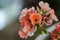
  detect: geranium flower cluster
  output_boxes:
[51,23,60,40]
[19,1,58,38]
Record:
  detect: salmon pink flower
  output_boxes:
[51,29,57,40]
[39,1,51,11]
[30,13,42,25]
[23,24,37,33]
[19,1,58,39]
[51,23,60,40]
[22,26,37,37]
[19,8,28,22]
[19,25,37,38]
[57,34,60,39]
[27,26,37,36]
[53,39,58,40]
[49,9,58,21]
[43,17,53,26]
[20,17,29,27]
[39,1,44,9]
[27,7,37,17]
[19,30,28,38]
[56,23,60,32]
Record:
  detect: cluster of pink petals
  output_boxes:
[19,7,37,38]
[39,1,58,26]
[51,23,60,40]
[19,1,58,39]
[39,1,51,12]
[19,26,37,38]
[19,7,37,22]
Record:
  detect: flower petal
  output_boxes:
[30,13,42,25]
[27,32,34,36]
[19,30,28,38]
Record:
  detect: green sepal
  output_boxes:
[35,24,51,35]
[36,24,43,35]
[42,27,51,34]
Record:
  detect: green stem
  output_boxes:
[36,24,51,35]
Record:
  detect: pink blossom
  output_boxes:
[19,26,37,38]
[56,23,60,32]
[49,9,58,21]
[51,23,60,40]
[19,8,28,22]
[43,17,53,26]
[19,1,58,39]
[39,1,51,11]
[19,30,28,38]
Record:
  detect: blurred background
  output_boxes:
[0,0,60,40]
